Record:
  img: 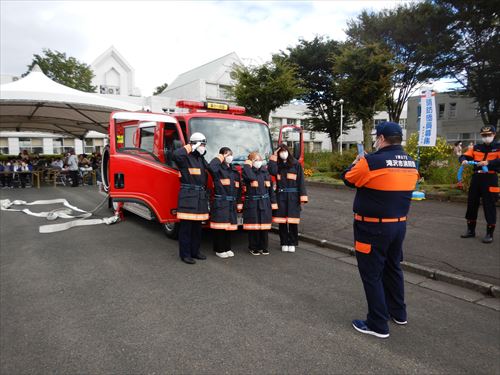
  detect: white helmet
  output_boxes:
[189,132,207,144]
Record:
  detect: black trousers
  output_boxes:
[178,220,202,259]
[70,170,79,187]
[466,174,498,225]
[279,223,299,246]
[248,231,268,251]
[213,230,232,253]
[0,174,12,187]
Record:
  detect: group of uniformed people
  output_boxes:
[172,132,308,265]
[172,121,498,340]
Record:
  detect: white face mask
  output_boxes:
[279,151,289,160]
[253,160,263,169]
[197,146,206,155]
[482,136,494,144]
[373,136,381,151]
[225,155,233,164]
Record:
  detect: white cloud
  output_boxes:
[1,0,412,95]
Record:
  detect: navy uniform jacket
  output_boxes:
[268,154,308,224]
[242,161,277,230]
[342,145,419,218]
[207,155,242,231]
[173,144,209,221]
[459,142,500,173]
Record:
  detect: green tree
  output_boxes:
[230,59,302,124]
[153,82,168,95]
[346,2,454,124]
[23,49,96,92]
[333,43,393,152]
[277,36,351,151]
[433,0,499,126]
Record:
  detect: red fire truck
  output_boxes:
[102,100,303,238]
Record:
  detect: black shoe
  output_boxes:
[260,249,269,255]
[192,253,207,260]
[461,221,476,238]
[249,250,260,256]
[181,257,196,264]
[482,225,495,243]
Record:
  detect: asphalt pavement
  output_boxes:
[301,183,500,286]
[1,186,499,374]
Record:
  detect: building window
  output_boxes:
[438,104,445,119]
[0,138,8,155]
[286,118,296,125]
[417,105,421,120]
[313,142,322,153]
[53,138,74,154]
[84,138,105,154]
[99,85,120,95]
[449,102,457,118]
[446,133,459,142]
[218,85,233,100]
[399,118,407,129]
[272,117,283,127]
[18,137,43,154]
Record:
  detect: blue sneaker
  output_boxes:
[352,320,389,338]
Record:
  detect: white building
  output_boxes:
[91,46,141,97]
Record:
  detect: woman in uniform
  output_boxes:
[208,147,242,258]
[242,151,277,255]
[173,132,210,264]
[268,144,308,252]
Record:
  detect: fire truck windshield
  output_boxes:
[189,118,273,163]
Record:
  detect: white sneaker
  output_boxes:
[216,252,229,258]
[226,250,235,257]
[288,246,296,253]
[281,246,289,252]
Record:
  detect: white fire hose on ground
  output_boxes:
[0,195,119,233]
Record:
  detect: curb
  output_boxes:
[271,227,500,298]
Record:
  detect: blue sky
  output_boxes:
[1,0,456,95]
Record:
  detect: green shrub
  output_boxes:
[304,151,332,172]
[426,158,460,184]
[329,149,358,173]
[405,133,452,178]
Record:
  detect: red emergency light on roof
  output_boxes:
[176,100,246,115]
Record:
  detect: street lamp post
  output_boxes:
[338,99,344,154]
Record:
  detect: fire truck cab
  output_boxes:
[102,100,303,238]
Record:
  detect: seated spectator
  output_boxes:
[15,160,32,188]
[50,158,64,169]
[17,150,30,161]
[0,162,14,188]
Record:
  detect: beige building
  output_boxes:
[407,91,484,144]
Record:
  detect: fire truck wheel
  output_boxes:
[163,222,179,239]
[101,145,110,192]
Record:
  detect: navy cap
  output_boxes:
[375,121,403,137]
[480,125,496,134]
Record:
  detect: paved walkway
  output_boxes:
[1,186,499,373]
[300,183,500,286]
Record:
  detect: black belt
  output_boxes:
[278,188,299,193]
[181,183,205,191]
[214,194,237,201]
[245,193,270,201]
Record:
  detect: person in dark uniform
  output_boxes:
[173,132,210,264]
[342,122,419,339]
[268,144,308,253]
[242,151,278,256]
[459,125,499,243]
[208,147,242,258]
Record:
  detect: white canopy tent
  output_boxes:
[0,65,143,138]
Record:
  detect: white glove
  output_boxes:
[191,142,202,152]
